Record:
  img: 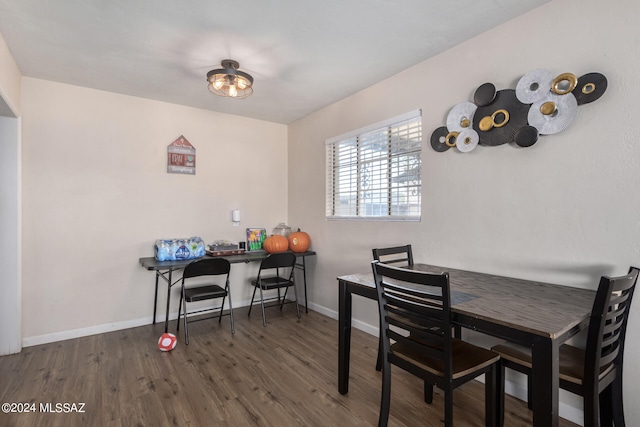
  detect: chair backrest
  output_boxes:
[257,252,296,280]
[372,245,414,267]
[372,261,452,377]
[183,257,231,279]
[260,252,296,269]
[584,266,639,387]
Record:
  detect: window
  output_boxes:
[325,110,422,220]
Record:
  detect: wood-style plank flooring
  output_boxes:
[0,305,579,426]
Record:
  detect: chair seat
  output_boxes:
[492,341,614,386]
[392,338,500,380]
[184,284,227,302]
[251,277,294,290]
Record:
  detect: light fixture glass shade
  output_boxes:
[206,60,253,99]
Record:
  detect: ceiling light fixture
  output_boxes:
[206,59,253,99]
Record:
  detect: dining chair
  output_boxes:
[372,244,460,404]
[373,244,432,402]
[248,252,300,327]
[177,257,234,344]
[372,244,414,267]
[491,266,639,427]
[372,260,501,427]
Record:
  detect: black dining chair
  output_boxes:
[372,244,461,404]
[372,261,501,427]
[372,244,414,267]
[373,244,433,402]
[248,252,300,327]
[177,257,234,344]
[491,266,639,427]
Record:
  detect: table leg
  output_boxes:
[302,256,308,313]
[164,269,173,333]
[338,279,352,394]
[153,272,159,324]
[531,336,559,427]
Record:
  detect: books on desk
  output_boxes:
[206,242,245,257]
[206,248,246,256]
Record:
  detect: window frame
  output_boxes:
[325,110,422,221]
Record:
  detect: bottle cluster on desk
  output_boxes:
[155,236,206,261]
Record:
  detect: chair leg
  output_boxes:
[424,382,433,404]
[583,388,600,427]
[227,293,235,335]
[444,389,454,427]
[182,292,189,345]
[248,285,258,316]
[599,384,613,427]
[378,362,392,427]
[292,282,300,319]
[258,285,267,327]
[376,317,383,372]
[218,296,226,323]
[177,291,183,331]
[611,370,626,427]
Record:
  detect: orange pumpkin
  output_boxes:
[263,235,289,253]
[288,230,310,253]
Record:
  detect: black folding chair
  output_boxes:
[248,252,300,326]
[177,258,234,344]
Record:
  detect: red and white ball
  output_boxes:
[158,332,177,351]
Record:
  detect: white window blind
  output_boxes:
[325,110,422,221]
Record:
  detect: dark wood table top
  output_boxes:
[339,263,596,340]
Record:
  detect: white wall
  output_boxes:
[20,78,288,344]
[288,0,640,424]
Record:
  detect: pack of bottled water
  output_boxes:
[154,236,206,261]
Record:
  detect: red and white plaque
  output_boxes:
[167,135,196,175]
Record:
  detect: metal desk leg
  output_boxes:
[164,269,173,333]
[338,279,352,394]
[302,256,308,313]
[153,271,159,324]
[294,256,310,313]
[531,336,559,427]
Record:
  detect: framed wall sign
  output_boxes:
[167,135,196,174]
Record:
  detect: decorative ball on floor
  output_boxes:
[158,332,177,351]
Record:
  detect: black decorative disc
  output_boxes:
[430,126,451,152]
[572,72,607,105]
[514,125,539,147]
[472,89,530,146]
[474,82,497,107]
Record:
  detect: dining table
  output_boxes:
[337,263,596,427]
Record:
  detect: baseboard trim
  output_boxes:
[22,316,157,347]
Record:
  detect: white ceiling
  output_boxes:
[0,0,548,124]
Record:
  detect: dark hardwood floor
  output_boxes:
[0,305,579,426]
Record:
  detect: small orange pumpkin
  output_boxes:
[263,235,289,253]
[288,229,310,253]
